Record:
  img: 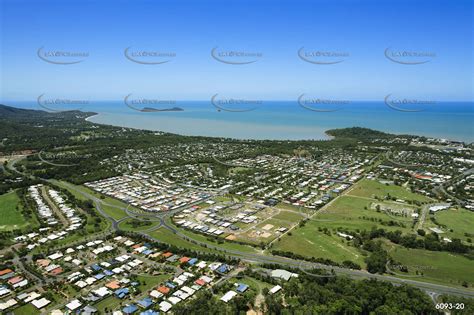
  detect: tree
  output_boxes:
[365,249,388,274]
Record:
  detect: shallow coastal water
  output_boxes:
[9,101,474,142]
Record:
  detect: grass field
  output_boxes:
[118,218,158,232]
[348,179,431,203]
[53,180,141,221]
[0,191,28,231]
[101,204,129,220]
[272,210,305,222]
[273,218,365,265]
[214,196,233,202]
[276,202,315,217]
[12,303,40,315]
[53,180,141,213]
[387,244,474,287]
[148,228,219,254]
[93,295,123,314]
[149,223,259,256]
[136,273,172,291]
[315,195,413,233]
[434,207,474,242]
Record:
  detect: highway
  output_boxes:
[6,156,474,299]
[55,172,474,299]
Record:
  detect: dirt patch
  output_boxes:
[262,224,274,231]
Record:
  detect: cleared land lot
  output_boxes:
[273,218,365,265]
[272,179,431,267]
[171,221,260,254]
[387,244,474,287]
[434,207,474,242]
[233,209,305,245]
[0,191,28,231]
[347,179,431,202]
[315,195,414,233]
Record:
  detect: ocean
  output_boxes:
[6,101,474,143]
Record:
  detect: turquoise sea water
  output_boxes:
[7,101,474,142]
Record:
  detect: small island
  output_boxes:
[140,106,184,112]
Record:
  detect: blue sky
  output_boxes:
[1,0,472,101]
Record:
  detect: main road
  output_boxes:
[47,169,474,299]
[6,156,474,299]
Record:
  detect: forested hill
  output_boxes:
[0,104,95,122]
[0,104,114,153]
[326,127,404,140]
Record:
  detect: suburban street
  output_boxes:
[6,156,474,300]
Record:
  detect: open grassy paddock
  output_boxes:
[0,191,29,231]
[315,195,414,233]
[434,207,474,243]
[118,218,158,232]
[272,217,365,265]
[387,243,474,287]
[347,179,431,203]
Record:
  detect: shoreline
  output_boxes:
[85,112,334,141]
[84,112,469,143]
[85,113,99,121]
[4,102,472,143]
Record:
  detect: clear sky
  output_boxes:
[1,0,472,101]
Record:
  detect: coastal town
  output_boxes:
[1,232,290,314]
[2,0,473,312]
[1,105,473,314]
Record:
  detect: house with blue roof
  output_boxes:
[236,283,249,293]
[115,288,130,299]
[140,310,159,315]
[103,270,114,276]
[81,305,98,315]
[165,282,176,289]
[137,297,154,309]
[217,264,229,273]
[142,249,153,255]
[188,258,198,266]
[91,264,102,271]
[123,304,138,314]
[94,273,105,280]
